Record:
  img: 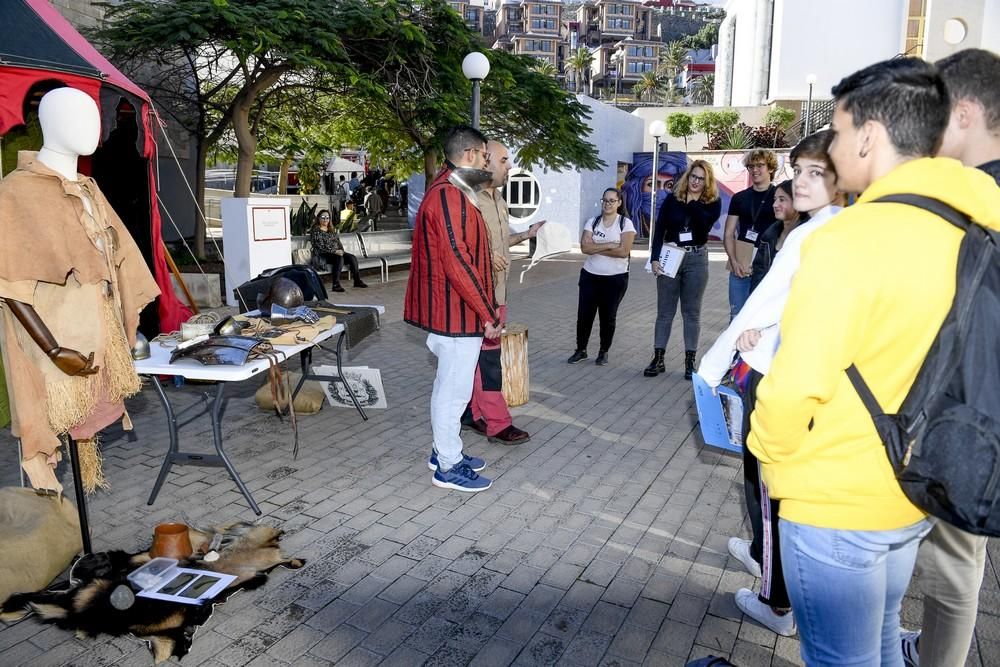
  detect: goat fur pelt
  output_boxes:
[0,522,304,663]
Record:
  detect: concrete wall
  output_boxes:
[924,0,990,62]
[632,105,773,152]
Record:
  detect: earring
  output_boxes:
[859,147,870,158]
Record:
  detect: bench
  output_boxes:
[359,230,413,281]
[293,233,385,282]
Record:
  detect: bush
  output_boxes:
[290,200,318,236]
[706,123,789,150]
[666,112,694,149]
[693,109,740,136]
[764,107,796,130]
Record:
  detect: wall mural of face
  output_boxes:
[621,151,688,234]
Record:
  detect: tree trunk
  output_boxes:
[233,96,257,198]
[278,156,292,194]
[194,140,208,258]
[423,146,439,187]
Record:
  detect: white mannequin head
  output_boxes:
[37,87,101,180]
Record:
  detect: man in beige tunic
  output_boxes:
[466,141,543,445]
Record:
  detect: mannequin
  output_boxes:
[0,87,160,494]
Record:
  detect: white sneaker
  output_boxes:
[901,629,920,667]
[735,588,796,637]
[728,537,762,578]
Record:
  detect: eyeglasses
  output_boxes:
[601,199,620,204]
[464,147,492,161]
[319,215,331,220]
[688,174,706,183]
[747,163,768,171]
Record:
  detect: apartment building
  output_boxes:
[573,0,660,97]
[494,0,564,68]
[450,0,487,34]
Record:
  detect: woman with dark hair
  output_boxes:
[568,188,635,366]
[698,130,842,639]
[643,159,722,379]
[309,209,367,292]
[749,179,802,293]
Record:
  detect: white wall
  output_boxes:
[632,105,773,152]
[924,0,992,62]
[983,0,1000,53]
[768,0,906,102]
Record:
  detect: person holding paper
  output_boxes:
[643,160,722,380]
[697,130,842,639]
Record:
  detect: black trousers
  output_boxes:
[320,252,361,285]
[742,368,791,609]
[575,269,629,353]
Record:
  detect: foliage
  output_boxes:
[657,41,689,105]
[688,74,714,105]
[693,109,740,136]
[666,112,694,150]
[632,72,662,102]
[680,23,720,50]
[566,47,594,93]
[706,123,789,150]
[531,59,557,78]
[290,200,319,236]
[764,107,796,130]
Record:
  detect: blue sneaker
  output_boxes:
[427,451,486,472]
[432,462,492,492]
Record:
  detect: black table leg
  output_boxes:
[294,333,368,421]
[147,376,179,506]
[66,435,92,555]
[208,383,261,515]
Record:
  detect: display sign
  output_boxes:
[251,206,288,241]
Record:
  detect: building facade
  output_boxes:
[715,0,1000,108]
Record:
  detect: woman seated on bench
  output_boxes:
[309,209,368,292]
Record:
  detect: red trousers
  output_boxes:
[470,305,512,435]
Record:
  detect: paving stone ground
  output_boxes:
[1,245,998,666]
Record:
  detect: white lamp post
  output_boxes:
[648,119,666,238]
[804,73,817,137]
[462,52,491,129]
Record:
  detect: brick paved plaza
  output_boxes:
[1,247,998,666]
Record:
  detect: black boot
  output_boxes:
[684,350,697,380]
[643,348,665,377]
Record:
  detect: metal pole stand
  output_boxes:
[66,435,93,555]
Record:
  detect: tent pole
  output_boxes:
[161,240,199,315]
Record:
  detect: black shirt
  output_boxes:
[650,192,722,261]
[979,159,1000,185]
[728,185,777,246]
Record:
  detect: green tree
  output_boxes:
[681,23,720,50]
[632,71,662,102]
[764,106,796,130]
[657,41,689,105]
[532,59,558,78]
[693,109,740,136]
[666,112,694,150]
[688,74,714,105]
[566,47,595,94]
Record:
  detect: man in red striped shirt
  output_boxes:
[405,126,501,492]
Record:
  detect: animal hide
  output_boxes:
[0,523,304,663]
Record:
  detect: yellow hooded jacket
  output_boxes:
[748,157,1000,531]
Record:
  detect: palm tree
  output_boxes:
[632,71,661,102]
[689,74,714,105]
[657,41,689,105]
[566,47,595,94]
[532,58,558,78]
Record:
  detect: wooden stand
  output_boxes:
[500,324,529,407]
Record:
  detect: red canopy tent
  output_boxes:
[0,0,192,334]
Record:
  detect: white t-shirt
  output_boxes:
[583,215,635,276]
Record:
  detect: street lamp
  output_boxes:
[804,73,817,137]
[649,119,666,238]
[462,52,491,129]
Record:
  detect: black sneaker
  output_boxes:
[567,350,588,364]
[353,280,369,288]
[595,351,609,366]
[331,284,346,293]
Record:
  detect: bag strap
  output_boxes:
[870,194,972,232]
[845,364,885,418]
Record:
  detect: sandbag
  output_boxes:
[0,487,82,604]
[255,372,325,415]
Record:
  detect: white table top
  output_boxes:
[134,304,384,382]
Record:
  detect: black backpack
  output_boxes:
[847,194,1000,536]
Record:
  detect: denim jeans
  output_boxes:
[780,518,932,667]
[728,273,751,321]
[426,333,482,470]
[653,247,709,351]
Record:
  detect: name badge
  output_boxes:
[679,231,693,243]
[745,229,759,243]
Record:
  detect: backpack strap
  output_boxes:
[871,194,973,232]
[618,214,625,231]
[845,364,885,418]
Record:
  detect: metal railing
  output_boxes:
[784,99,835,144]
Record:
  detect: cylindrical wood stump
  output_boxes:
[501,324,529,407]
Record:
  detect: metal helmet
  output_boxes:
[258,276,304,315]
[131,332,150,360]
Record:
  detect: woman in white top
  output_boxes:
[697,130,842,638]
[567,188,636,366]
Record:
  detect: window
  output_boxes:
[607,18,631,30]
[627,46,654,58]
[607,4,634,16]
[523,39,553,52]
[626,61,653,73]
[465,8,480,22]
[505,170,541,222]
[531,18,556,30]
[533,4,557,15]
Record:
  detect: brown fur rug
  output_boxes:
[0,523,304,663]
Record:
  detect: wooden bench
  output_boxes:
[359,230,413,281]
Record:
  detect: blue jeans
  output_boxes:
[728,273,751,321]
[780,518,932,667]
[654,247,709,350]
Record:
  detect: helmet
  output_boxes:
[131,333,150,360]
[258,277,304,315]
